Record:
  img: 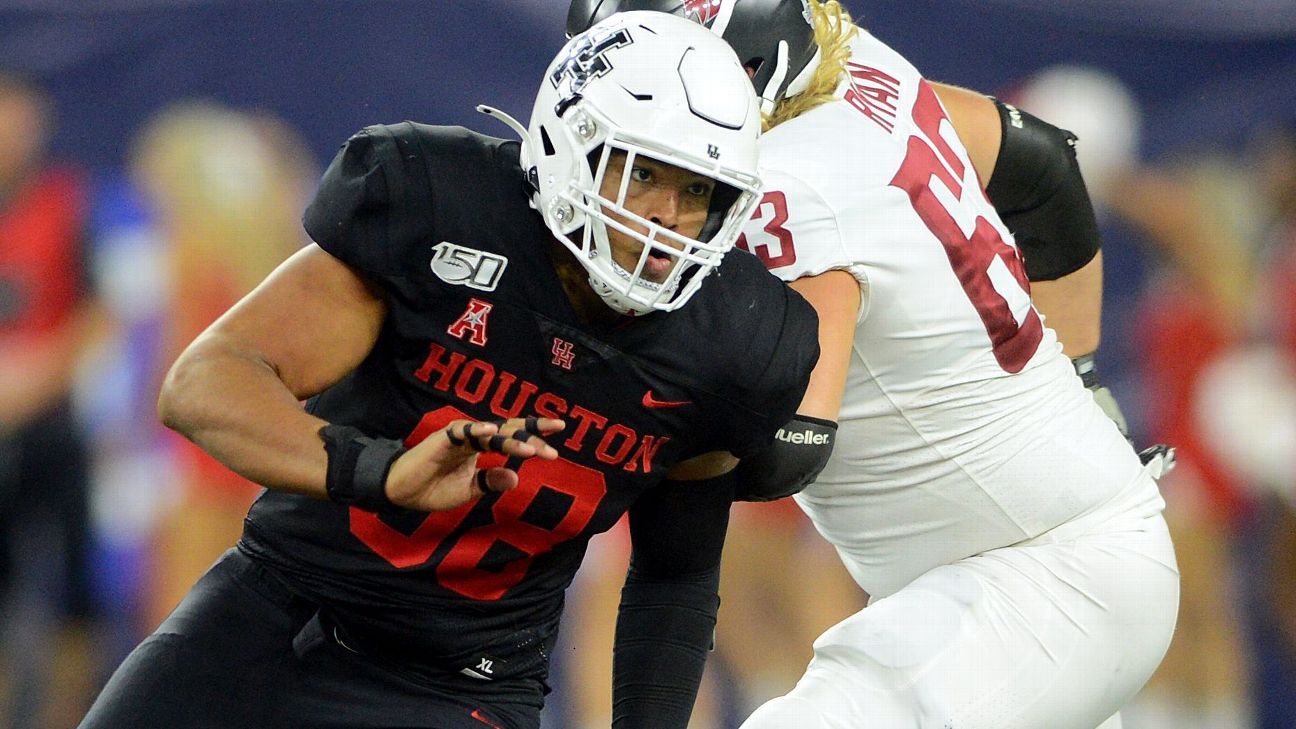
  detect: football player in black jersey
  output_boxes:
[79,11,819,729]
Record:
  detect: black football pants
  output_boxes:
[77,548,536,729]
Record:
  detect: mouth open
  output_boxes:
[643,247,674,279]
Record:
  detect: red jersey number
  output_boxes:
[737,190,797,269]
[349,406,608,600]
[889,81,1042,373]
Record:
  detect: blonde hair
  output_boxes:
[763,0,859,131]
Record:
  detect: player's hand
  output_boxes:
[1138,444,1176,480]
[384,417,565,512]
[1089,384,1130,439]
[1088,383,1176,479]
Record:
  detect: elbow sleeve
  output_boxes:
[733,415,837,502]
[986,99,1101,281]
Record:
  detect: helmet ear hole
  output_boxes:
[540,126,557,157]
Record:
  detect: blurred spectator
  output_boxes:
[1104,119,1296,728]
[125,101,315,628]
[1186,121,1296,729]
[0,71,107,729]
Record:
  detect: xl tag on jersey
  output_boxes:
[460,653,507,681]
[431,242,508,292]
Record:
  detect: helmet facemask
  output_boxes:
[514,11,764,317]
[553,116,759,316]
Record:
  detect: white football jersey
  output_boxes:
[738,30,1156,600]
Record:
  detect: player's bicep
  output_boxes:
[932,82,1002,184]
[788,270,860,422]
[188,244,386,399]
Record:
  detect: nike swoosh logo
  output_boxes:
[642,390,692,409]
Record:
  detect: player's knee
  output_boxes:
[741,694,832,729]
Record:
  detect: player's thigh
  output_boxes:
[746,518,1177,729]
[283,618,539,729]
[79,549,310,729]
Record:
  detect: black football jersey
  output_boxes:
[239,122,818,691]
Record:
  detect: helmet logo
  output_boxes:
[550,28,633,115]
[683,0,722,25]
[707,144,720,160]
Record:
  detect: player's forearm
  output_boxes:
[158,338,330,497]
[613,474,732,727]
[1030,251,1102,357]
[610,569,720,729]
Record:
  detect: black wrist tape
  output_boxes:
[318,424,407,512]
[1072,352,1100,389]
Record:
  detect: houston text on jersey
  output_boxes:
[414,342,671,473]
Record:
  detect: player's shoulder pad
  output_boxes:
[303,123,511,276]
[701,251,821,455]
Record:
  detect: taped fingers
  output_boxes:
[445,422,493,451]
[445,422,479,448]
[445,417,559,458]
[445,426,464,447]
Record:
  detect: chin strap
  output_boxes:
[784,45,822,98]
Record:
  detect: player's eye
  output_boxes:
[630,167,652,183]
[686,181,714,198]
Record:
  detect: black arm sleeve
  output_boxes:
[733,415,837,502]
[985,99,1101,282]
[612,471,734,729]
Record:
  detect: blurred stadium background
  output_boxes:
[1,1,1294,727]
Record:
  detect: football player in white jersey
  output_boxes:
[568,2,1180,728]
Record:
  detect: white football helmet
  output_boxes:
[480,10,762,316]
